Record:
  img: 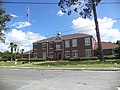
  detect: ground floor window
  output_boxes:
[42,52,46,59]
[112,49,116,55]
[85,49,92,57]
[34,53,37,59]
[49,52,54,58]
[72,50,78,57]
[65,51,70,58]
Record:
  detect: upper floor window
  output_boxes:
[49,41,54,49]
[72,39,77,47]
[42,43,46,49]
[65,40,70,48]
[72,50,78,57]
[56,43,61,50]
[85,49,92,57]
[85,37,91,46]
[34,44,37,50]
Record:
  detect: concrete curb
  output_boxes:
[0,66,120,71]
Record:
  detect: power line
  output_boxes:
[45,17,120,38]
[1,1,120,5]
[8,17,120,44]
[100,2,120,4]
[1,1,58,5]
[3,17,120,51]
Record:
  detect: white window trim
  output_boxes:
[65,51,70,58]
[42,43,46,49]
[34,45,37,50]
[56,43,61,50]
[49,52,54,58]
[42,52,46,59]
[85,37,91,46]
[49,42,54,49]
[34,53,37,59]
[72,50,78,57]
[85,49,92,57]
[72,39,77,47]
[65,40,70,48]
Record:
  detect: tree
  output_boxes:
[0,0,11,43]
[58,0,104,61]
[114,45,120,58]
[21,49,24,62]
[13,44,18,61]
[10,42,14,61]
[116,40,120,45]
[1,51,11,61]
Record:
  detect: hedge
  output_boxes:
[67,57,98,61]
[18,58,46,62]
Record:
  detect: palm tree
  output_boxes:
[0,3,11,43]
[10,42,14,61]
[21,49,24,62]
[13,44,17,61]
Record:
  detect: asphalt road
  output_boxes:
[0,68,120,90]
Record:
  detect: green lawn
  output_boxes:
[0,61,22,66]
[31,59,120,68]
[0,59,120,68]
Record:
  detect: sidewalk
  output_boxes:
[0,66,120,71]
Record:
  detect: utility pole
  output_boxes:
[91,0,104,61]
[26,7,31,63]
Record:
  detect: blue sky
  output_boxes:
[1,0,120,52]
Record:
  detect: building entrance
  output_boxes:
[57,52,62,60]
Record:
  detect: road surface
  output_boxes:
[0,68,120,90]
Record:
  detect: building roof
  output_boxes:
[23,50,33,55]
[34,33,91,43]
[94,42,118,50]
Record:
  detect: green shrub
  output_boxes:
[68,57,98,61]
[80,57,98,60]
[18,58,46,62]
[104,55,119,59]
[0,58,8,62]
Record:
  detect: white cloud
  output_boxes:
[10,14,18,18]
[72,17,120,42]
[57,10,64,16]
[12,21,31,28]
[0,29,46,52]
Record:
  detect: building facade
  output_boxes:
[94,42,118,56]
[33,33,96,60]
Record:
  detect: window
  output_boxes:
[56,43,61,50]
[65,40,70,48]
[42,52,46,59]
[49,41,54,49]
[34,44,37,50]
[34,53,37,59]
[49,52,54,58]
[72,39,77,47]
[72,50,78,57]
[112,49,115,55]
[42,43,46,49]
[65,51,70,58]
[85,37,91,46]
[85,49,92,57]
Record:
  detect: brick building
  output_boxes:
[33,33,96,60]
[94,42,118,56]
